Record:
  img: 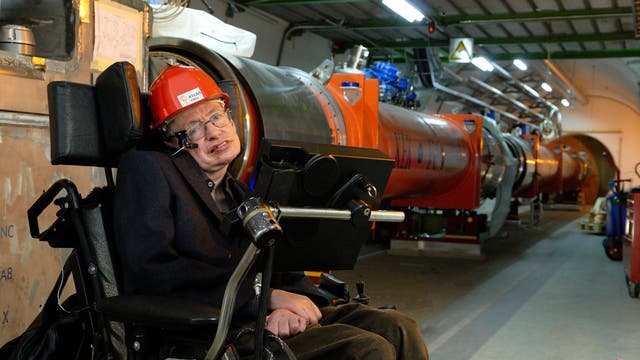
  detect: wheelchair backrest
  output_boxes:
[34,61,148,358]
[41,61,148,290]
[48,61,148,168]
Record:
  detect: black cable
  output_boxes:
[266,332,296,360]
[255,246,275,360]
[325,173,365,208]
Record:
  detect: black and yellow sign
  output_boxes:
[449,38,473,63]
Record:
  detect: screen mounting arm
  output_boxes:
[206,196,404,360]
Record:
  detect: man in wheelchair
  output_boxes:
[114,66,326,348]
[112,64,428,359]
[0,63,428,360]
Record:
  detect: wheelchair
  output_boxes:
[8,61,401,360]
[20,61,233,360]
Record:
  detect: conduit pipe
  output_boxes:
[542,59,588,105]
[424,49,549,129]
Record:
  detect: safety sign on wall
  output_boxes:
[449,38,473,63]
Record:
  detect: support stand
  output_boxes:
[254,245,274,360]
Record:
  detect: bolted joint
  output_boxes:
[235,197,283,249]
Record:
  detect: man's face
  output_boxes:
[170,99,241,179]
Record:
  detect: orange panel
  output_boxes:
[387,114,483,209]
[326,73,379,148]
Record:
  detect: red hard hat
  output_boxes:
[148,65,230,129]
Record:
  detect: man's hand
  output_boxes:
[266,309,309,338]
[270,289,322,326]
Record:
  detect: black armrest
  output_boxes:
[97,295,220,331]
[28,179,82,247]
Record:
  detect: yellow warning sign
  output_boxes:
[449,38,473,63]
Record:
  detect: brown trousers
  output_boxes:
[236,303,429,360]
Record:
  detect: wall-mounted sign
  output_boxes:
[449,38,473,63]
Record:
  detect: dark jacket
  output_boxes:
[113,148,330,316]
[113,148,257,310]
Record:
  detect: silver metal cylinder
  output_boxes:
[278,207,352,220]
[368,210,405,222]
[277,207,405,222]
[503,133,536,193]
[345,45,369,70]
[480,128,507,198]
[0,24,35,55]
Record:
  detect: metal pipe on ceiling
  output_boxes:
[276,23,337,66]
[275,20,405,65]
[423,49,540,129]
[333,7,631,29]
[466,76,545,119]
[419,47,566,135]
[490,48,640,60]
[245,0,370,6]
[436,7,632,26]
[373,32,636,49]
[542,59,589,105]
[529,72,577,108]
[484,57,560,124]
[374,46,640,61]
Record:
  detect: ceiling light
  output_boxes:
[513,59,528,71]
[561,98,570,107]
[541,82,552,92]
[471,56,494,72]
[382,0,425,23]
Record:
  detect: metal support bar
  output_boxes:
[371,32,635,49]
[277,207,405,222]
[490,48,640,60]
[205,243,260,360]
[205,199,404,359]
[246,0,369,6]
[541,60,588,105]
[335,7,632,28]
[436,7,632,25]
[424,49,542,128]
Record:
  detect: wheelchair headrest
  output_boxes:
[48,61,148,167]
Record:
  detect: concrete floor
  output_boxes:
[334,209,640,360]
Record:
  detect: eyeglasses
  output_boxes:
[179,110,232,142]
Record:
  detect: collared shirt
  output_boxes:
[192,161,238,217]
[212,176,235,213]
[207,176,243,220]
